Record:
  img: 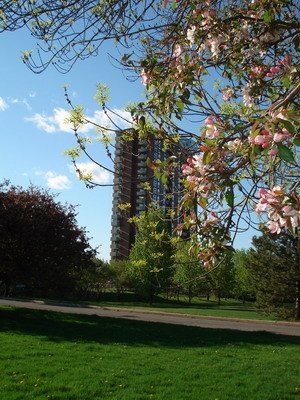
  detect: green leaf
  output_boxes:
[171,0,177,10]
[234,123,246,132]
[199,196,207,209]
[254,145,262,155]
[161,173,169,186]
[202,152,211,165]
[277,118,296,134]
[225,190,234,208]
[281,76,291,89]
[277,143,295,163]
[263,10,272,22]
[293,138,300,147]
[175,100,184,113]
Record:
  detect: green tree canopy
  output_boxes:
[0,181,95,297]
[172,239,209,303]
[233,249,254,303]
[128,208,173,303]
[248,230,300,319]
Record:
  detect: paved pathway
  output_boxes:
[1,298,300,337]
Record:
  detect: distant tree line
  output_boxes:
[90,209,299,320]
[0,185,298,320]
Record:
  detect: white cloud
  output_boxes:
[0,97,8,111]
[45,172,72,190]
[52,107,74,133]
[26,108,73,133]
[29,92,36,98]
[92,109,132,131]
[26,107,132,134]
[70,161,112,184]
[26,113,56,133]
[11,97,32,111]
[35,170,72,190]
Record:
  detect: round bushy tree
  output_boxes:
[0,182,95,297]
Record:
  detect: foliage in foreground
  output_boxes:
[0,181,95,298]
[2,1,300,266]
[0,307,299,400]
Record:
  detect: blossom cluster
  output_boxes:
[136,0,300,264]
[256,186,300,234]
[181,154,215,196]
[249,127,292,156]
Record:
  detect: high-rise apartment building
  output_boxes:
[110,131,194,260]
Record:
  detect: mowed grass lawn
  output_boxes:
[85,297,275,320]
[1,307,299,400]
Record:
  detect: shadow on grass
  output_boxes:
[0,307,299,348]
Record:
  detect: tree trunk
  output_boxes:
[295,236,300,320]
[188,287,192,304]
[295,280,300,320]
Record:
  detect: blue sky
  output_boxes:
[0,29,254,261]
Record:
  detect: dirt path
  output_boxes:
[1,298,300,337]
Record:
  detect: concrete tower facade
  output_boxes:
[110,132,194,260]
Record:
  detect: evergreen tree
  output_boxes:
[248,231,300,319]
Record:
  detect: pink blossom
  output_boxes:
[227,138,242,152]
[254,135,267,145]
[242,83,254,107]
[266,66,281,78]
[204,116,214,125]
[205,126,220,138]
[269,148,278,157]
[140,69,151,86]
[222,87,234,101]
[187,25,196,45]
[250,65,264,79]
[281,206,300,229]
[255,200,267,213]
[255,186,299,234]
[279,54,291,66]
[267,220,281,234]
[202,9,216,19]
[208,212,219,223]
[258,188,267,197]
[204,116,220,138]
[182,164,193,175]
[173,44,183,59]
[282,205,296,216]
[273,132,285,142]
